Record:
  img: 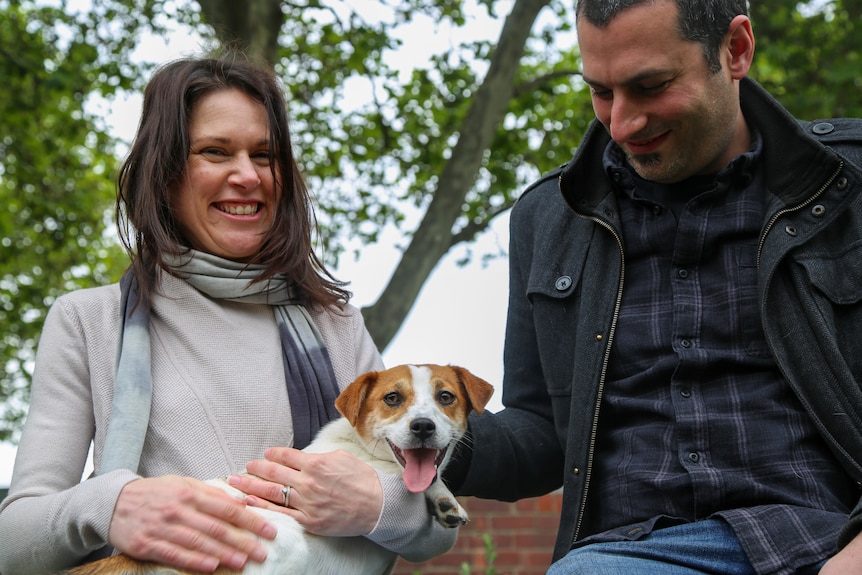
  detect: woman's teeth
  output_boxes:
[218,204,258,215]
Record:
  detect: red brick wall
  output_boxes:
[391,492,562,575]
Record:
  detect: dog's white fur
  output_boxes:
[67,364,493,575]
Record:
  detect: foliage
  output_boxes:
[1,0,862,438]
[460,533,498,575]
[174,0,581,347]
[0,1,137,439]
[252,0,584,263]
[407,532,497,575]
[750,0,862,119]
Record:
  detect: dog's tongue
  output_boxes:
[402,448,438,493]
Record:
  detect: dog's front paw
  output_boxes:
[427,494,469,528]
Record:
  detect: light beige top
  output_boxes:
[0,273,455,574]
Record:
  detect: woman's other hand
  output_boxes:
[237,447,383,537]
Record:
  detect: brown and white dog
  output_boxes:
[64,364,494,575]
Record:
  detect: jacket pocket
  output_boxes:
[794,239,862,382]
[526,268,579,303]
[524,265,584,398]
[796,239,862,305]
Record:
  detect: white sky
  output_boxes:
[0,0,534,486]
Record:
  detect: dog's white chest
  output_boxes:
[241,509,310,574]
[242,508,395,575]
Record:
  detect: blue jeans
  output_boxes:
[547,519,827,575]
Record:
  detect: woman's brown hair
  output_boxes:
[116,51,349,308]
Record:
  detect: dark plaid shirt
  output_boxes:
[578,136,858,575]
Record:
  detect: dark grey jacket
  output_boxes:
[447,77,862,562]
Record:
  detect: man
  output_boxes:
[444,0,862,573]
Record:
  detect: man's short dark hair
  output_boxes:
[576,0,749,73]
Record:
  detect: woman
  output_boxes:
[0,54,455,574]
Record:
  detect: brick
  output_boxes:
[390,492,561,575]
[514,533,554,548]
[490,515,539,530]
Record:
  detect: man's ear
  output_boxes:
[725,15,755,79]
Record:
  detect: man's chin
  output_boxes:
[629,153,687,184]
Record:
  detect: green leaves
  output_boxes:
[2,0,861,437]
[751,0,862,119]
[0,3,129,438]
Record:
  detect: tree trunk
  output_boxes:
[361,0,551,349]
[197,0,283,65]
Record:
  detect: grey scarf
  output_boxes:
[100,250,340,474]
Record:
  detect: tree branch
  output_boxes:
[361,0,552,349]
[449,203,515,249]
[514,68,582,98]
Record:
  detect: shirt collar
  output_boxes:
[603,127,764,198]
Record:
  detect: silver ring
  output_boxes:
[281,485,291,507]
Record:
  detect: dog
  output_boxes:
[63,364,494,575]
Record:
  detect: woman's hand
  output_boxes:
[108,475,276,572]
[235,447,383,537]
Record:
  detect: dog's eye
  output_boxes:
[437,390,456,405]
[384,392,402,406]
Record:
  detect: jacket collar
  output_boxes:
[559,77,843,215]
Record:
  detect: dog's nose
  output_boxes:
[410,418,436,440]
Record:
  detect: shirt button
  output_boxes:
[680,389,691,398]
[680,339,691,348]
[677,269,688,279]
[688,452,700,463]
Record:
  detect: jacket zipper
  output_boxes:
[757,161,843,267]
[756,162,855,474]
[565,162,843,544]
[567,173,627,543]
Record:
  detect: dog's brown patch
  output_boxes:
[61,554,241,575]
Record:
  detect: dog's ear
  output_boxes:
[335,371,379,426]
[451,366,495,414]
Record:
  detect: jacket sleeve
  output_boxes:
[445,193,565,501]
[0,296,138,574]
[839,496,862,549]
